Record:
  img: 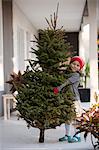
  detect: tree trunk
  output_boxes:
[39,128,45,143]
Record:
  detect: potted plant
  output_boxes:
[79,60,90,102]
[84,60,90,88]
[76,95,99,150]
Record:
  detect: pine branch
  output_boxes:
[45,3,59,30]
[34,35,39,41]
[50,15,54,28]
[30,40,38,43]
[45,17,53,30]
[56,2,59,21]
[54,12,56,30]
[31,47,37,51]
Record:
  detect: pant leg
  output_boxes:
[74,100,84,117]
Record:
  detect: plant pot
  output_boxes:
[78,88,90,102]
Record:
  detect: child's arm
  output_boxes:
[53,72,80,94]
[53,80,70,94]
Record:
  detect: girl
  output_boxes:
[53,56,85,143]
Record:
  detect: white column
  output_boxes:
[79,17,90,88]
[88,0,98,105]
[79,18,90,61]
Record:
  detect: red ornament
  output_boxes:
[53,87,59,94]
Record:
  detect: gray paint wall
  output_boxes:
[0,91,4,116]
[0,0,13,115]
[2,0,13,93]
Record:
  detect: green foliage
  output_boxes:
[76,103,99,149]
[30,29,72,74]
[84,60,90,88]
[10,70,76,130]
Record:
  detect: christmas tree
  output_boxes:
[7,4,76,143]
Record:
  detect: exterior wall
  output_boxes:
[0,0,4,91]
[0,0,4,115]
[0,91,4,116]
[79,0,99,104]
[13,1,38,73]
[0,0,38,116]
[88,0,98,104]
[79,18,90,88]
[2,0,13,93]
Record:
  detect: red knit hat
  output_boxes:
[71,56,85,70]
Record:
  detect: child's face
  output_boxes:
[70,61,80,72]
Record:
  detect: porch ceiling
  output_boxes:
[14,0,86,31]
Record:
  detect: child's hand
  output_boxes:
[53,87,59,94]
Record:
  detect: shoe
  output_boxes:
[68,135,81,143]
[59,135,71,142]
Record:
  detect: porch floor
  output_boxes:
[0,103,95,150]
